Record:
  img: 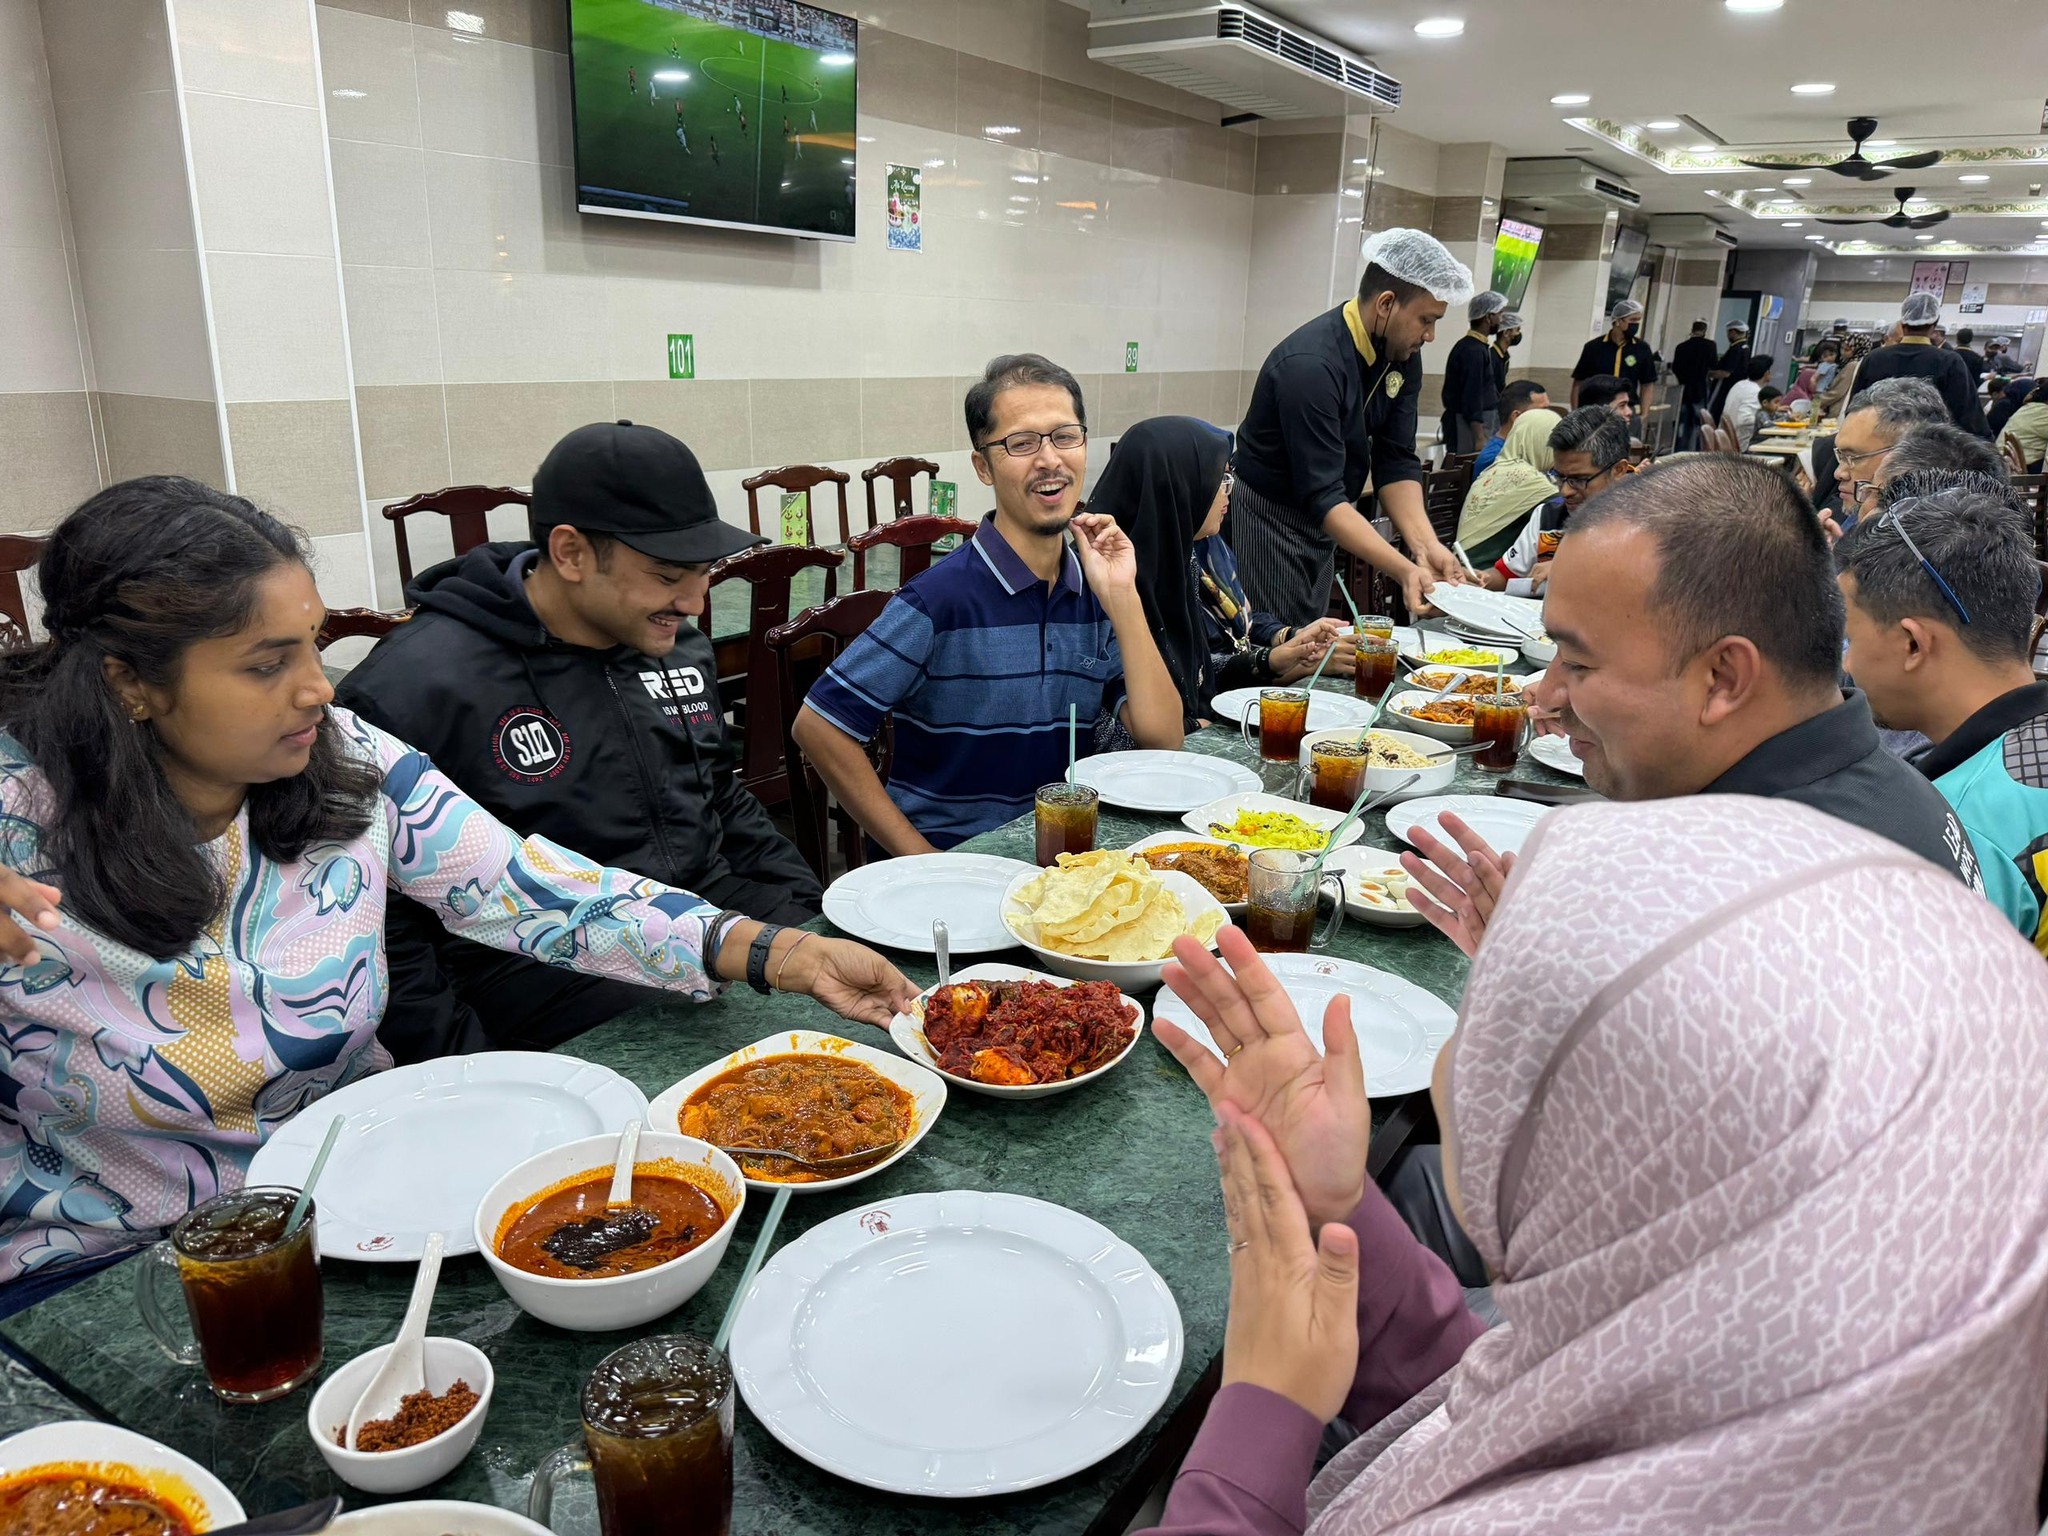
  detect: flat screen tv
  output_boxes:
[1490,219,1542,309]
[568,0,858,241]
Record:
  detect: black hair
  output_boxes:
[964,353,1087,449]
[1500,379,1548,418]
[0,477,380,958]
[2030,379,2048,407]
[1882,423,2010,485]
[1837,486,2040,665]
[1956,328,1975,346]
[1574,456,1846,685]
[1357,262,1432,311]
[1691,320,1708,333]
[1759,385,1784,403]
[1745,353,1776,383]
[1548,405,1632,472]
[1576,375,1633,411]
[1817,338,1841,359]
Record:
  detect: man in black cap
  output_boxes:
[337,420,822,1062]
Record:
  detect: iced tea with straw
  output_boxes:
[1352,635,1398,702]
[1471,692,1528,772]
[1034,782,1099,866]
[1249,688,1309,761]
[1308,740,1370,812]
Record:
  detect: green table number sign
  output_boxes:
[667,333,695,380]
[930,480,958,518]
[1125,341,1139,373]
[779,491,810,546]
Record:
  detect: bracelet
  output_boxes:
[746,923,784,995]
[705,909,745,975]
[770,930,813,992]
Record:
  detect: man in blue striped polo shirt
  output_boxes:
[793,354,1185,851]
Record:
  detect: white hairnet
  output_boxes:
[1360,228,1474,306]
[1900,290,1942,326]
[1468,290,1507,324]
[1610,297,1644,323]
[1728,319,1750,335]
[1499,310,1524,330]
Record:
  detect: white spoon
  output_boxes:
[346,1230,444,1451]
[608,1119,643,1208]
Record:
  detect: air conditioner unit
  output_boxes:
[1085,3,1401,121]
[1648,214,1738,250]
[1501,158,1642,211]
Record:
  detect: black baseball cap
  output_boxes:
[531,421,764,565]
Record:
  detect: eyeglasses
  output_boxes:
[1834,441,1893,472]
[1882,506,1971,626]
[978,424,1088,458]
[1554,469,1609,493]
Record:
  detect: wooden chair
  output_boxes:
[0,536,45,643]
[743,465,853,548]
[766,588,895,882]
[701,543,845,807]
[2003,435,2033,476]
[1421,469,1466,549]
[383,485,529,589]
[845,514,976,591]
[317,608,410,650]
[861,456,941,527]
[2016,475,2048,559]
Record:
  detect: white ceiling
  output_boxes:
[1257,0,2048,252]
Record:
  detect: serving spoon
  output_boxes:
[198,1496,346,1535]
[345,1230,444,1451]
[715,1139,907,1172]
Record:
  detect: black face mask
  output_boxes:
[1623,320,1640,338]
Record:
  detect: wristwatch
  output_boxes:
[746,924,784,995]
[1251,645,1274,680]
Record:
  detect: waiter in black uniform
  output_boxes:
[1670,319,1719,451]
[1708,319,1750,420]
[1858,291,1992,436]
[1571,297,1659,411]
[1230,227,1473,629]
[1440,290,1507,456]
[1492,309,1523,395]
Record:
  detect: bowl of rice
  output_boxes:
[1298,727,1455,800]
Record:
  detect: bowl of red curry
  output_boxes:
[890,964,1148,1100]
[0,1420,244,1534]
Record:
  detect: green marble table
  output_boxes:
[0,662,1579,1533]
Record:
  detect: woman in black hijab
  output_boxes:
[1090,417,1345,742]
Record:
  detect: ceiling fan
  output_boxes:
[1739,117,1943,181]
[1816,187,1951,231]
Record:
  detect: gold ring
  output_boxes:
[1227,1239,1249,1255]
[1225,1043,1245,1060]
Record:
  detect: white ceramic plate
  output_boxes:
[330,1505,552,1536]
[1527,732,1585,777]
[730,1190,1181,1497]
[1123,830,1250,916]
[1069,749,1259,813]
[823,852,1038,954]
[246,1053,646,1262]
[1154,952,1456,1098]
[0,1422,246,1530]
[1380,690,1473,745]
[1209,687,1377,734]
[1182,791,1370,851]
[889,963,1146,1099]
[1001,866,1225,991]
[647,1031,946,1194]
[1426,584,1546,639]
[1385,794,1553,859]
[1323,846,1430,929]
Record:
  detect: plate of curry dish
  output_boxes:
[891,964,1147,1100]
[647,1032,946,1194]
[1122,832,1250,915]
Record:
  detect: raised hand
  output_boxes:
[1069,512,1137,598]
[775,934,918,1027]
[0,867,63,966]
[1400,811,1514,959]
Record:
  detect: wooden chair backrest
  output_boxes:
[317,608,410,650]
[382,485,529,589]
[845,514,977,591]
[742,464,853,547]
[1422,469,1466,547]
[704,542,845,806]
[861,457,941,526]
[765,588,894,881]
[0,535,46,633]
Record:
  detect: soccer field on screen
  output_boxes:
[569,0,858,238]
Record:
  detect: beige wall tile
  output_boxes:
[1361,183,1433,236]
[0,392,100,531]
[859,29,956,136]
[0,245,89,393]
[1173,122,1230,191]
[308,529,377,611]
[1153,370,1208,420]
[173,0,318,105]
[444,379,613,484]
[421,151,597,274]
[955,53,1039,148]
[73,244,217,400]
[858,375,952,459]
[314,6,419,146]
[1096,370,1159,436]
[185,94,337,257]
[1253,131,1340,196]
[751,377,860,464]
[354,381,450,497]
[319,0,409,20]
[331,139,431,267]
[1037,77,1111,164]
[613,379,753,471]
[1110,98,1177,181]
[226,398,363,535]
[342,262,443,385]
[98,391,227,483]
[410,0,565,53]
[855,1,957,50]
[1429,194,1489,245]
[38,0,175,101]
[1225,127,1256,195]
[1674,257,1725,288]
[1540,222,1607,261]
[51,89,197,253]
[208,251,352,401]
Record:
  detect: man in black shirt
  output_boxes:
[1231,227,1473,627]
[1855,291,1991,437]
[1707,319,1750,420]
[1394,455,1981,954]
[1440,289,1507,455]
[1670,319,1719,450]
[1953,327,1989,386]
[1492,309,1523,394]
[1571,298,1658,411]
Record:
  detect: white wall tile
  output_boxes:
[38,0,176,102]
[0,244,89,392]
[315,6,419,146]
[330,138,431,266]
[208,250,353,399]
[420,150,598,274]
[51,89,199,253]
[172,0,318,105]
[342,262,442,384]
[434,267,609,382]
[73,243,218,399]
[413,25,569,166]
[185,93,337,256]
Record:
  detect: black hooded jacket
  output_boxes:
[335,543,818,910]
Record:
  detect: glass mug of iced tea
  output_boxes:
[1471,692,1529,772]
[531,1335,735,1536]
[1244,849,1345,953]
[1242,687,1310,762]
[135,1185,324,1403]
[1034,782,1099,866]
[1356,613,1396,640]
[1352,635,1398,703]
[1306,740,1370,813]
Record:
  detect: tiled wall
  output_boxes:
[316,0,1266,605]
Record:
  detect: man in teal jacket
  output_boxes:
[1837,471,2048,953]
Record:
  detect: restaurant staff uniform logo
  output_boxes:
[1385,374,1403,398]
[493,707,571,783]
